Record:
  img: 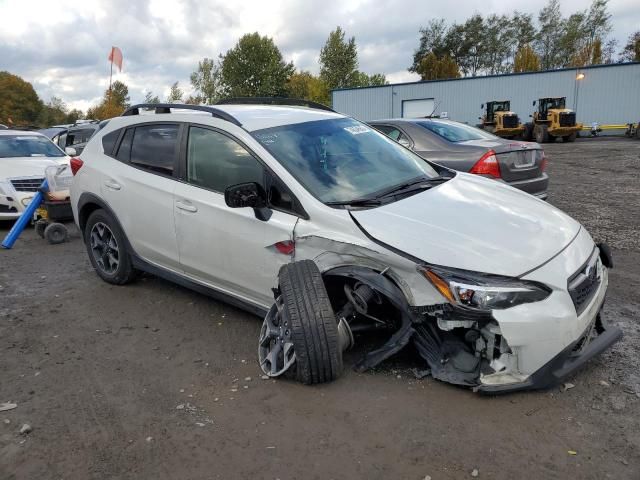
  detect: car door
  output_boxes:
[100,122,182,271]
[174,124,299,308]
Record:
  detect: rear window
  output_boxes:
[66,128,96,146]
[129,124,179,175]
[415,120,497,143]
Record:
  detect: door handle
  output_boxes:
[175,200,198,213]
[103,179,121,191]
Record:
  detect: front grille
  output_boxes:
[10,178,44,192]
[559,112,576,127]
[502,115,518,128]
[567,250,601,315]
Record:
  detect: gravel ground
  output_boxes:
[1,137,639,480]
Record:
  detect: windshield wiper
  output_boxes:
[377,176,448,199]
[325,197,382,207]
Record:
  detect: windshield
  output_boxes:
[0,135,65,158]
[415,120,498,143]
[544,98,566,110]
[252,118,439,203]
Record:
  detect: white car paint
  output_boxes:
[71,104,614,391]
[0,130,70,219]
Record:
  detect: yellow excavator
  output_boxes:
[525,97,582,143]
[478,100,525,139]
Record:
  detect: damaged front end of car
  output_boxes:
[258,234,622,394]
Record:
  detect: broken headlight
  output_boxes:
[418,266,551,310]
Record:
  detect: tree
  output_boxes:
[285,71,330,105]
[514,45,541,72]
[190,57,221,104]
[37,96,68,126]
[144,91,161,104]
[620,31,640,61]
[166,82,183,103]
[319,27,359,90]
[66,109,83,124]
[86,80,131,120]
[591,38,603,64]
[536,0,565,70]
[410,19,449,72]
[219,33,294,98]
[416,53,460,80]
[0,71,42,126]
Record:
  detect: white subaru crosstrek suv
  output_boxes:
[70,100,620,393]
[0,130,72,219]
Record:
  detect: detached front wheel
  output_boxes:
[259,260,343,384]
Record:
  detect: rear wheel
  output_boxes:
[260,260,343,384]
[84,209,137,285]
[44,223,68,244]
[534,124,549,143]
[563,132,577,142]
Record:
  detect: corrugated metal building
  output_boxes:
[331,62,640,128]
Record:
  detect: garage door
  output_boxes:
[402,99,435,118]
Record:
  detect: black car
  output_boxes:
[38,120,106,155]
[370,118,549,200]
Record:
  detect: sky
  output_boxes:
[0,0,637,112]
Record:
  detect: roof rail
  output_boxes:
[216,97,335,112]
[121,103,242,127]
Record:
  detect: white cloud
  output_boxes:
[0,0,637,112]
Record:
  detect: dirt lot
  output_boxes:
[1,137,639,480]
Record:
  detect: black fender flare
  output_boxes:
[77,193,134,252]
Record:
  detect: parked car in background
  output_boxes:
[70,100,618,393]
[0,130,71,219]
[38,120,105,155]
[370,118,549,200]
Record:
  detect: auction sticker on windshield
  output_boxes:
[344,125,370,135]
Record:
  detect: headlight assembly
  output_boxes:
[418,265,551,311]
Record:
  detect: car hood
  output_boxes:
[1,156,69,180]
[350,173,581,277]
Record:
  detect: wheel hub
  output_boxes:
[89,222,120,274]
[258,297,296,377]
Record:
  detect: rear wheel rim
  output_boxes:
[89,222,119,274]
[258,297,296,377]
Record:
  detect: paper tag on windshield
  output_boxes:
[344,125,370,135]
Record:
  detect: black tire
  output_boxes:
[534,124,549,143]
[278,260,342,385]
[563,132,577,142]
[84,209,137,285]
[44,222,68,244]
[35,219,47,239]
[523,123,534,141]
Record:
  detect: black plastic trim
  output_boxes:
[121,103,243,127]
[217,97,335,112]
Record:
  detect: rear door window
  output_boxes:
[373,125,412,147]
[129,124,179,175]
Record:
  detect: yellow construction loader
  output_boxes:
[478,100,525,138]
[525,97,583,143]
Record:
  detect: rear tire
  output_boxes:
[563,132,577,142]
[534,124,549,143]
[44,223,68,244]
[277,260,343,385]
[523,123,534,141]
[84,209,137,285]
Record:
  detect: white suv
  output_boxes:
[70,100,620,393]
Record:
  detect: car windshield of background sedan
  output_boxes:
[253,118,439,203]
[0,135,65,158]
[416,120,498,143]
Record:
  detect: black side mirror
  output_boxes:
[480,103,484,109]
[532,100,536,106]
[225,182,272,221]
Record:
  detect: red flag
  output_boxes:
[108,46,123,72]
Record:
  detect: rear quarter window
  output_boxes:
[102,129,120,156]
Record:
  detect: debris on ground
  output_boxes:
[471,468,479,477]
[568,450,577,455]
[562,383,575,391]
[599,380,610,387]
[261,375,269,380]
[0,402,17,412]
[19,424,32,435]
[145,436,153,442]
[244,377,252,382]
[411,368,431,380]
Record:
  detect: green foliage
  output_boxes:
[86,80,130,120]
[410,0,613,75]
[144,91,161,104]
[190,58,221,104]
[0,71,42,126]
[514,45,541,72]
[591,38,603,64]
[166,81,183,103]
[319,27,359,90]
[286,71,330,105]
[219,33,294,98]
[621,31,640,62]
[416,53,461,80]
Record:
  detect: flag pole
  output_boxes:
[108,47,114,108]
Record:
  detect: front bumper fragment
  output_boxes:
[477,313,622,394]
